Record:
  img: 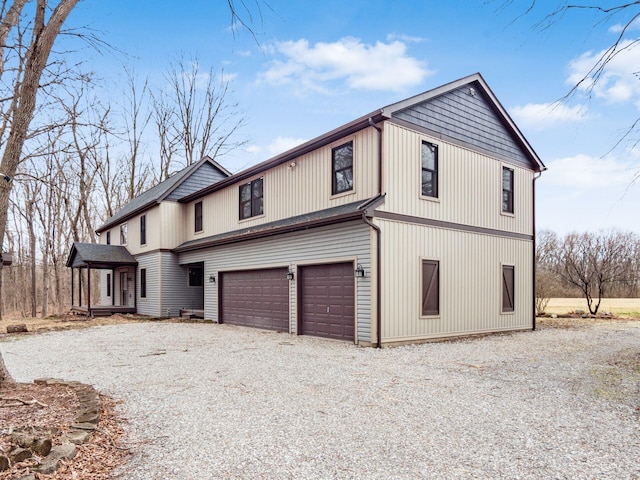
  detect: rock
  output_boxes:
[9,446,32,463]
[70,422,98,431]
[575,309,585,315]
[6,323,27,334]
[34,443,77,474]
[33,437,52,456]
[65,430,91,444]
[551,314,558,319]
[10,432,37,449]
[0,455,8,471]
[16,475,36,480]
[76,409,100,424]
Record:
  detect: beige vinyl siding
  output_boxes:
[178,221,373,343]
[182,127,379,242]
[379,218,533,343]
[381,123,533,235]
[159,202,186,249]
[99,270,111,305]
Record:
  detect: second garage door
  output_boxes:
[299,262,355,341]
[220,268,289,332]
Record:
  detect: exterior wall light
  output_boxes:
[209,274,216,283]
[286,270,295,281]
[354,264,365,278]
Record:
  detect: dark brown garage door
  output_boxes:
[299,262,355,341]
[220,268,289,331]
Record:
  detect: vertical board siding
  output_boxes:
[182,127,379,243]
[178,221,372,342]
[382,123,533,234]
[392,83,530,167]
[135,252,162,317]
[159,202,187,250]
[379,218,533,342]
[117,204,162,255]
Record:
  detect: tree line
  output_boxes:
[536,230,640,315]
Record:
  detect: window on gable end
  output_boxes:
[421,141,438,198]
[120,223,127,245]
[421,260,440,316]
[239,178,264,220]
[195,201,203,232]
[140,214,146,245]
[502,166,514,214]
[502,265,515,313]
[332,141,353,195]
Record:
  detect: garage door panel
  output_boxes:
[300,262,355,342]
[221,268,289,332]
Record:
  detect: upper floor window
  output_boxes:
[502,166,514,214]
[140,214,147,245]
[332,141,353,195]
[106,231,111,245]
[195,201,203,232]
[421,141,438,198]
[239,178,264,220]
[120,223,127,245]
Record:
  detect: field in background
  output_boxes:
[544,298,640,318]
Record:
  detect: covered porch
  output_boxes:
[66,242,138,317]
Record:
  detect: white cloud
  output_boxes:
[244,145,261,154]
[567,39,640,107]
[543,154,636,188]
[510,102,588,130]
[386,33,425,43]
[609,18,640,33]
[259,37,432,95]
[266,136,307,156]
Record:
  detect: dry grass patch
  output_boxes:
[0,313,156,337]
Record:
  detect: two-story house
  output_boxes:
[67,73,545,346]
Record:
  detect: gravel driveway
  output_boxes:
[1,321,639,479]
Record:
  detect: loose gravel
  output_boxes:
[1,321,639,479]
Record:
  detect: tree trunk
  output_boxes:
[0,350,14,384]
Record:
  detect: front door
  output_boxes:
[120,271,127,306]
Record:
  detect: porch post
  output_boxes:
[87,265,92,316]
[111,268,115,306]
[79,268,82,306]
[71,268,74,306]
[134,267,137,311]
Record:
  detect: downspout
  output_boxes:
[368,117,383,348]
[532,172,542,331]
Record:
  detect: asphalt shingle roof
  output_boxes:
[66,242,138,268]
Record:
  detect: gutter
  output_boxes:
[366,117,383,348]
[532,171,542,331]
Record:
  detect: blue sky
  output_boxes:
[67,0,640,234]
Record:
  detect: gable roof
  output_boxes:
[96,156,230,233]
[66,242,138,269]
[180,73,545,204]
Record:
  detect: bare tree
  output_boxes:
[152,55,246,176]
[501,1,640,159]
[554,230,637,314]
[535,230,560,315]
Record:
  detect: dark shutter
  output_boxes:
[502,265,514,312]
[422,260,439,316]
[106,273,111,297]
